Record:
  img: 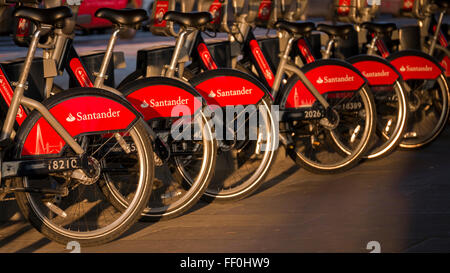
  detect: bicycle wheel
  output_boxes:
[140,112,216,220]
[400,73,450,148]
[13,89,154,246]
[363,81,408,159]
[280,80,377,173]
[348,55,409,159]
[189,69,278,202]
[120,77,216,220]
[204,97,277,202]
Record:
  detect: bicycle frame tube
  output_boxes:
[166,28,197,78]
[429,11,446,56]
[243,29,330,109]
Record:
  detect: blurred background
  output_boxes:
[0,0,433,36]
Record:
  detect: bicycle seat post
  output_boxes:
[322,36,337,59]
[165,28,195,78]
[94,27,121,88]
[428,9,446,56]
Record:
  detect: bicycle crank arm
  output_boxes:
[1,156,83,179]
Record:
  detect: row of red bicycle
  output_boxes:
[0,0,448,247]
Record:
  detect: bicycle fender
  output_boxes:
[17,88,142,157]
[189,68,272,108]
[120,76,204,121]
[387,50,444,81]
[347,54,401,86]
[278,59,367,109]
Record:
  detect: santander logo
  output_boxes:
[210,6,220,21]
[362,70,390,78]
[316,75,354,84]
[156,9,165,23]
[70,58,93,88]
[66,113,76,122]
[400,65,433,72]
[17,18,29,35]
[0,75,11,95]
[76,68,91,87]
[66,108,121,123]
[207,87,253,99]
[252,45,273,81]
[141,100,149,108]
[208,91,216,98]
[403,0,413,9]
[140,96,190,108]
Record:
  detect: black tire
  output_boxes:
[203,96,277,202]
[364,80,409,159]
[400,73,450,149]
[13,89,154,247]
[188,69,278,202]
[140,112,216,220]
[281,83,377,174]
[119,77,217,220]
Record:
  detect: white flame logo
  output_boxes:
[316,77,324,84]
[157,10,165,23]
[17,108,23,119]
[208,91,216,98]
[210,7,220,19]
[261,6,269,17]
[400,66,406,72]
[18,19,28,31]
[66,113,76,122]
[403,0,413,8]
[141,100,149,109]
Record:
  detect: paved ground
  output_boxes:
[0,127,449,253]
[0,29,450,253]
